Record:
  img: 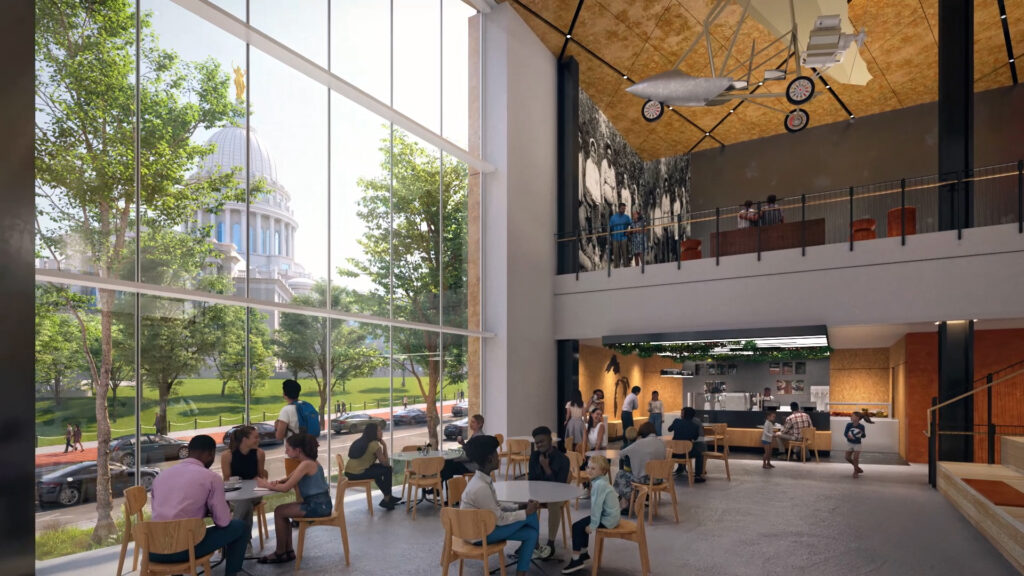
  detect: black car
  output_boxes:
[450,400,469,417]
[221,422,281,447]
[109,434,189,467]
[37,461,159,507]
[443,418,469,441]
[392,408,428,426]
[331,413,388,434]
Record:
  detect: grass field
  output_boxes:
[36,377,467,447]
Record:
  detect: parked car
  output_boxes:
[221,422,281,447]
[392,408,428,426]
[109,434,189,467]
[444,417,469,441]
[331,413,388,435]
[37,461,159,507]
[450,400,469,417]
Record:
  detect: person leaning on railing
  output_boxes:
[759,195,784,226]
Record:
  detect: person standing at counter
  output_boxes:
[777,402,812,457]
[762,411,779,469]
[621,386,640,432]
[845,411,873,478]
[648,391,663,437]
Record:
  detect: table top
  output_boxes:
[506,435,560,443]
[585,449,619,459]
[493,480,583,504]
[391,449,464,461]
[224,479,271,502]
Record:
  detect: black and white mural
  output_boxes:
[577,90,691,272]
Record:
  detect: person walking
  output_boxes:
[72,424,84,452]
[64,424,74,453]
[845,411,874,478]
[564,390,586,451]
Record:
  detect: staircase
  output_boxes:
[937,436,1024,573]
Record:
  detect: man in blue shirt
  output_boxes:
[608,202,632,268]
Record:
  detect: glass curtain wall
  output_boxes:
[33,0,482,563]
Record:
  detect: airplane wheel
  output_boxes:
[786,76,815,105]
[641,99,664,122]
[784,109,809,133]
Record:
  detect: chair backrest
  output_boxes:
[409,456,445,477]
[401,445,421,452]
[124,485,147,518]
[565,436,575,452]
[442,507,496,542]
[507,439,530,456]
[712,423,728,436]
[566,451,584,482]
[446,476,468,507]
[494,433,505,448]
[801,426,817,443]
[134,518,206,555]
[665,439,692,457]
[644,459,674,484]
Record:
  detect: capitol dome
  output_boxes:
[198,125,280,187]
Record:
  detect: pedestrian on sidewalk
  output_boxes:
[64,424,74,453]
[403,395,408,410]
[73,424,84,452]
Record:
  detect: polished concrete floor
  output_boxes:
[37,456,1018,576]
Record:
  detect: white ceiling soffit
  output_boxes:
[828,318,1024,349]
[746,0,872,86]
[171,0,495,174]
[463,0,496,13]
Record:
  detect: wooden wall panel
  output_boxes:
[828,348,891,409]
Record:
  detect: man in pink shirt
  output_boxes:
[150,435,248,575]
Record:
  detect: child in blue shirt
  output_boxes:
[562,455,620,574]
[844,411,874,478]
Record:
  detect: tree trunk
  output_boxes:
[110,384,118,421]
[91,289,117,543]
[53,374,63,407]
[158,383,171,436]
[221,379,228,397]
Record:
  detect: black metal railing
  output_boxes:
[559,160,1023,276]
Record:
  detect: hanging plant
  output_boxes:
[606,341,831,364]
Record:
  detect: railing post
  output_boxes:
[677,212,682,269]
[575,228,581,280]
[194,418,198,430]
[1017,159,1022,234]
[715,207,720,266]
[219,415,222,427]
[988,373,995,465]
[756,201,762,261]
[641,214,646,274]
[606,215,611,277]
[900,178,907,246]
[848,186,854,252]
[928,396,938,488]
[263,411,266,423]
[801,194,806,256]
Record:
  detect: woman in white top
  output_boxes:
[564,389,586,450]
[648,391,664,437]
[588,408,606,450]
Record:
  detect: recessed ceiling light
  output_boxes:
[667,106,673,110]
[622,74,628,79]
[729,109,734,113]
[1011,58,1016,63]
[758,81,763,86]
[1001,14,1007,19]
[850,114,855,119]
[566,34,572,39]
[705,132,710,136]
[825,85,832,90]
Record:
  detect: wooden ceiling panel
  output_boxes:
[800,87,855,126]
[626,41,674,82]
[595,0,674,40]
[516,0,579,32]
[691,137,722,153]
[603,86,655,148]
[729,101,785,142]
[871,22,937,106]
[919,0,939,43]
[1007,0,1024,64]
[511,4,569,55]
[646,1,717,76]
[894,71,939,108]
[567,43,627,109]
[974,0,1011,83]
[974,66,1010,92]
[572,1,647,73]
[639,108,705,157]
[848,0,923,51]
[830,47,902,116]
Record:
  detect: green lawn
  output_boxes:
[36,377,467,447]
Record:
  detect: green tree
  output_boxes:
[35,286,95,406]
[208,307,274,397]
[345,130,468,447]
[274,282,386,424]
[35,0,244,541]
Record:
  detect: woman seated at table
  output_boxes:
[587,408,606,450]
[256,433,332,564]
[442,413,485,482]
[220,425,266,552]
[344,423,401,510]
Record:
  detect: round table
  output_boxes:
[493,480,583,504]
[224,479,268,502]
[391,449,464,462]
[506,435,560,443]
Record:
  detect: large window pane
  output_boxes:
[394,0,441,132]
[442,0,475,149]
[442,155,469,329]
[250,0,328,68]
[390,327,443,451]
[331,0,391,103]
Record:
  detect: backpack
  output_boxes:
[291,400,321,437]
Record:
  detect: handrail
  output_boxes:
[924,365,1024,438]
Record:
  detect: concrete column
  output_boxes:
[256,212,263,255]
[224,209,232,246]
[273,217,280,255]
[209,211,216,239]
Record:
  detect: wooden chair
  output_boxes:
[446,475,468,508]
[702,429,731,481]
[592,487,651,576]
[565,436,575,452]
[251,470,270,550]
[628,459,678,523]
[439,508,507,576]
[786,426,819,463]
[566,451,587,510]
[404,456,444,519]
[664,440,695,487]
[133,518,213,576]
[116,485,147,576]
[401,445,422,452]
[704,423,728,453]
[294,462,350,570]
[284,456,302,502]
[504,439,530,480]
[495,434,508,475]
[335,452,374,517]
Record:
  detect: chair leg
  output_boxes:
[366,484,374,517]
[590,534,604,576]
[669,485,679,523]
[295,524,307,570]
[724,458,731,481]
[813,446,820,463]
[339,522,350,566]
[802,444,807,463]
[496,547,507,576]
[687,460,694,487]
[628,489,637,518]
[639,534,651,576]
[411,487,419,520]
[561,502,570,549]
[116,536,129,576]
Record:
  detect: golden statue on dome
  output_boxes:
[232,65,246,101]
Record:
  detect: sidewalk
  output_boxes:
[35,401,458,469]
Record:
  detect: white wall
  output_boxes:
[554,223,1024,340]
[481,4,558,436]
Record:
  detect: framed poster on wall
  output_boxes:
[769,362,781,375]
